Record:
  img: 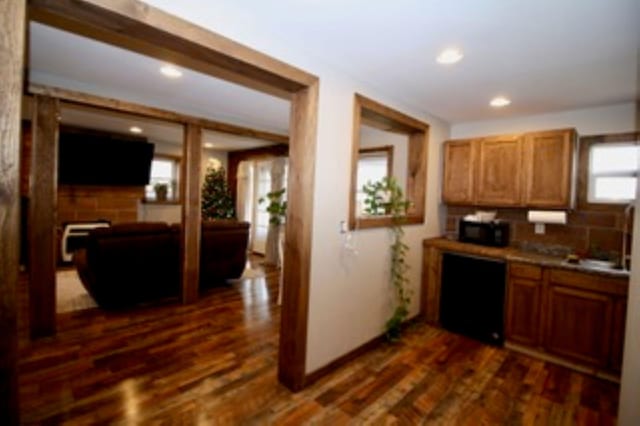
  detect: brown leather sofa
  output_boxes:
[200,220,251,287]
[75,220,250,309]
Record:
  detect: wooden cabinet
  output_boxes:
[611,299,627,372]
[522,129,575,208]
[475,135,522,206]
[505,262,628,373]
[442,139,476,204]
[506,263,542,347]
[544,284,613,367]
[442,128,576,208]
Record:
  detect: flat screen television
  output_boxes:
[58,127,155,186]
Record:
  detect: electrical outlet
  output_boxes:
[339,220,348,234]
[534,223,546,234]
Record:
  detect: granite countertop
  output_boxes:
[423,237,630,279]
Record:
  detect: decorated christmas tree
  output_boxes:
[201,166,235,219]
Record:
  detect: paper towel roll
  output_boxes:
[527,210,567,224]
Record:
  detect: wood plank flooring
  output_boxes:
[18,263,619,424]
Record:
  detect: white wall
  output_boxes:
[451,102,637,138]
[619,188,640,425]
[142,0,450,375]
[201,148,228,182]
[306,70,449,372]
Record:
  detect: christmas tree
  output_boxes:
[201,166,235,219]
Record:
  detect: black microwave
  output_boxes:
[458,219,510,247]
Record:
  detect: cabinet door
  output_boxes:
[442,140,476,204]
[475,135,522,206]
[506,277,541,347]
[610,298,627,372]
[544,285,613,367]
[523,129,575,208]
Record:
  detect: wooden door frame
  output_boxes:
[21,0,318,392]
[0,1,26,422]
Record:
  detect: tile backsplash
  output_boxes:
[445,206,632,261]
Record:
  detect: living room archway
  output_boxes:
[25,0,319,392]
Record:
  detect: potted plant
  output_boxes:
[260,188,287,267]
[362,176,411,342]
[260,188,287,226]
[154,182,168,201]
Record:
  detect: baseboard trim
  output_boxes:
[303,315,422,388]
[303,334,385,388]
[505,342,620,383]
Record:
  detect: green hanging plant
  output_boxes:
[362,176,411,342]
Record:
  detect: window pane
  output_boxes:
[357,156,388,190]
[593,177,637,201]
[591,145,639,174]
[151,159,173,179]
[146,158,178,200]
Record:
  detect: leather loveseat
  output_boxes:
[74,220,250,309]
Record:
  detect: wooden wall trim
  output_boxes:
[278,81,318,391]
[28,84,289,144]
[0,0,26,422]
[349,94,429,230]
[406,132,427,221]
[28,0,316,99]
[181,124,202,304]
[356,93,429,132]
[28,95,59,338]
[29,0,319,393]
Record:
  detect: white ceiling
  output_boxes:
[31,0,639,127]
[60,104,278,152]
[29,23,291,134]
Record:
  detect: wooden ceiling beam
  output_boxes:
[28,83,289,144]
[28,0,317,100]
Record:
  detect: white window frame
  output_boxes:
[587,142,639,204]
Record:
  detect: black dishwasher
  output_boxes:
[440,252,506,346]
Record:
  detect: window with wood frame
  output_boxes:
[579,133,639,207]
[355,146,394,215]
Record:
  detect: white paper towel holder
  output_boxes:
[527,210,568,235]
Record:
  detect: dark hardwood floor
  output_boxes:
[17,262,619,424]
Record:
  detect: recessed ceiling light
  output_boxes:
[203,142,214,149]
[160,64,183,78]
[490,96,511,108]
[436,48,464,65]
[129,126,143,134]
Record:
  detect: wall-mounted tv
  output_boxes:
[58,126,155,186]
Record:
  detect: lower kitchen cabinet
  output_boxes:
[543,284,613,367]
[505,264,542,347]
[506,264,628,374]
[610,298,628,372]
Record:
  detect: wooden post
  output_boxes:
[0,0,26,422]
[29,95,59,338]
[278,81,319,390]
[181,123,202,304]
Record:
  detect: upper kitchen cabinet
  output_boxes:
[522,129,576,208]
[475,135,522,206]
[442,139,476,205]
[442,128,577,208]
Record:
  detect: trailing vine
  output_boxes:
[362,176,411,342]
